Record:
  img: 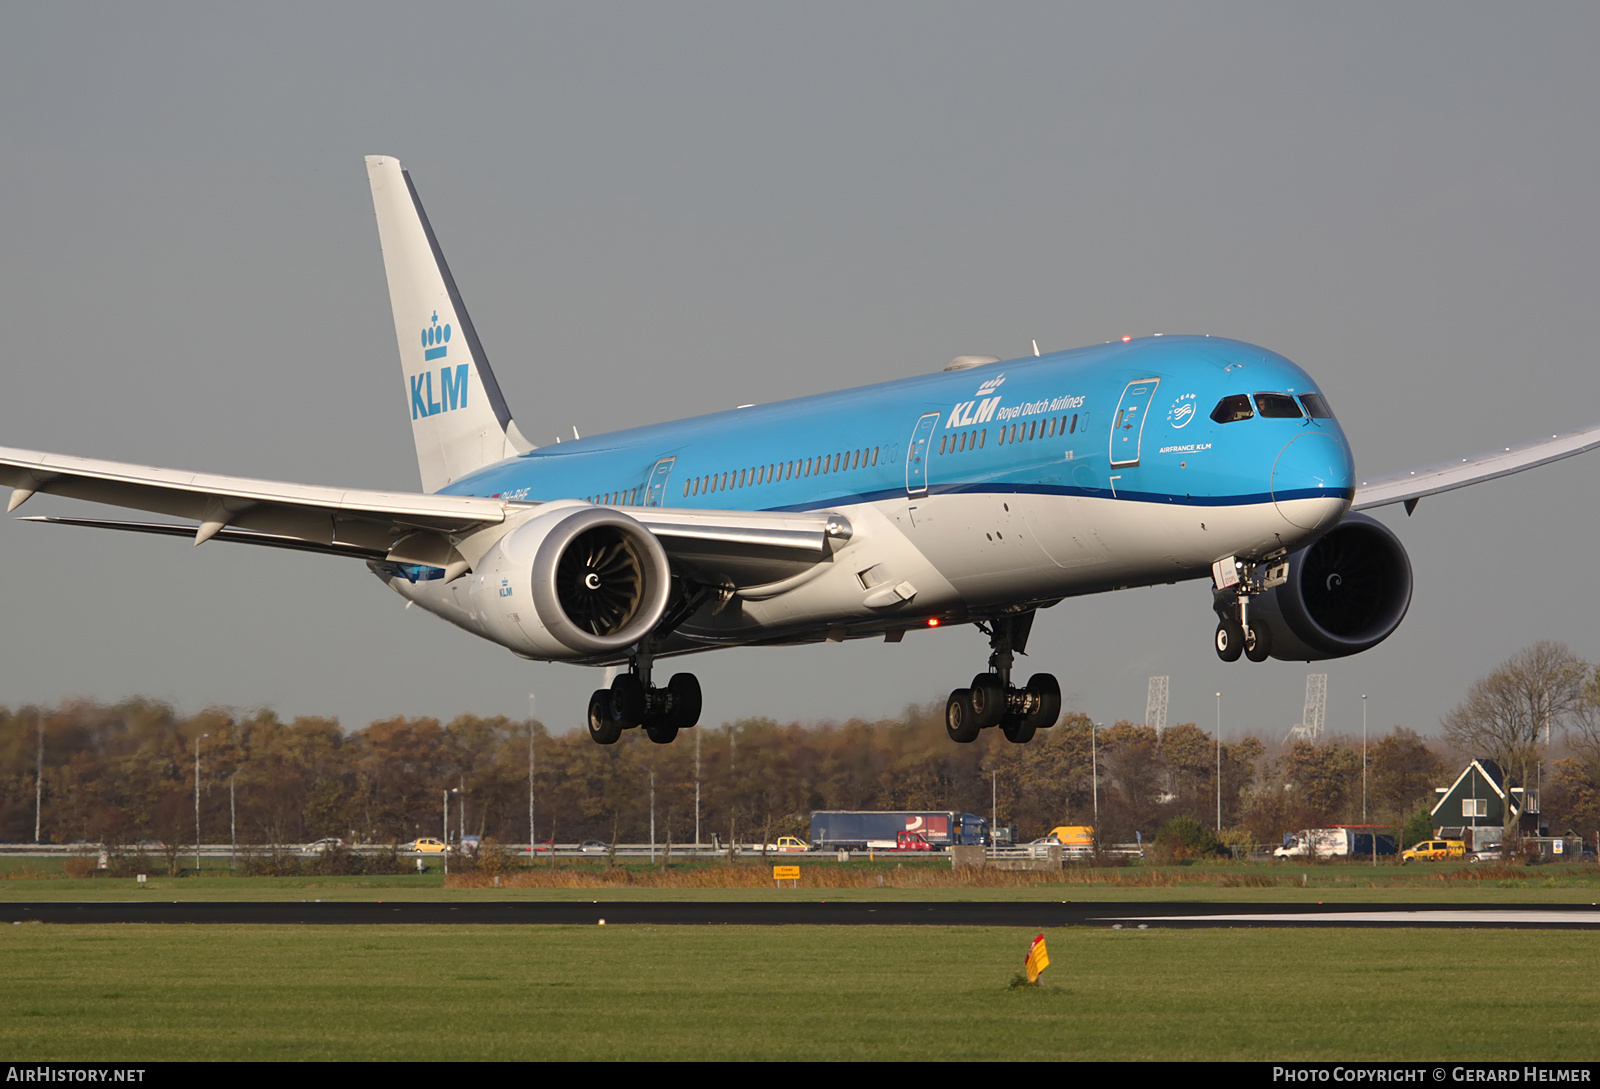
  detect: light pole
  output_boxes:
[1361,694,1368,822]
[537,690,544,850]
[34,714,43,844]
[1091,722,1102,827]
[443,787,458,877]
[1215,693,1222,831]
[194,732,208,871]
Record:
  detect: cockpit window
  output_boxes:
[1210,394,1253,424]
[1253,393,1303,419]
[1299,392,1333,419]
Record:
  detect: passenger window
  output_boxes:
[1210,395,1254,424]
[1300,393,1333,419]
[1253,393,1303,419]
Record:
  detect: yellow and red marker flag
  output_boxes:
[1024,933,1050,982]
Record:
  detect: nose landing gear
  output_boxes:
[1212,554,1284,665]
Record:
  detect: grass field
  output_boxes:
[2,923,1594,1061]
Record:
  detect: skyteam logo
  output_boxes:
[1166,392,1197,429]
[411,311,470,420]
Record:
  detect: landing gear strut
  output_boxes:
[1211,554,1284,664]
[586,642,702,745]
[945,613,1061,745]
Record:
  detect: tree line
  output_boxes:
[5,642,1599,851]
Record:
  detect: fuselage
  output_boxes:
[401,334,1355,656]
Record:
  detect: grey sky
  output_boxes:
[2,4,1597,743]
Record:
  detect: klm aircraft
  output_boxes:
[4,157,1599,745]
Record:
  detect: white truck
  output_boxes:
[1274,827,1396,859]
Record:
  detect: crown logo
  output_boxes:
[422,312,451,361]
[976,372,1006,396]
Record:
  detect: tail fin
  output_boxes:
[366,155,533,493]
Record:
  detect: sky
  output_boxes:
[1,3,1598,743]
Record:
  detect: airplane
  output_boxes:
[4,156,1599,747]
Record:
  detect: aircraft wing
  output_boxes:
[1350,422,1600,514]
[0,446,842,586]
[0,445,508,554]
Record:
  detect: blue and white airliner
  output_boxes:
[4,157,1598,745]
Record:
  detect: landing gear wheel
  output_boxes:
[587,690,621,745]
[1244,623,1273,663]
[945,689,980,743]
[645,719,679,744]
[1001,715,1036,744]
[610,674,647,729]
[1021,673,1061,731]
[1215,621,1244,663]
[969,674,1006,729]
[665,673,702,730]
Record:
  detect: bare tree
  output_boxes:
[1442,641,1588,840]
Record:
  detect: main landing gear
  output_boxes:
[1212,553,1285,664]
[587,643,702,745]
[945,613,1061,745]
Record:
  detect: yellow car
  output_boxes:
[772,836,809,852]
[1402,839,1465,863]
[405,838,451,854]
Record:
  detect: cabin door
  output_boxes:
[643,457,676,506]
[905,413,940,495]
[1109,378,1160,468]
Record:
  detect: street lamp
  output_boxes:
[537,690,544,850]
[1215,694,1222,830]
[991,766,998,851]
[1091,722,1102,826]
[443,787,458,877]
[1361,694,1368,822]
[194,732,208,871]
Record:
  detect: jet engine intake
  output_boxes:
[1247,512,1413,662]
[469,503,674,659]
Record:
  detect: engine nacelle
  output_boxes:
[1248,512,1413,662]
[467,503,674,660]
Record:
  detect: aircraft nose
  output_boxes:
[1272,430,1354,532]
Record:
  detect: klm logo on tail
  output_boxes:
[412,312,469,420]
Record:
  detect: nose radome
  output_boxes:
[1272,431,1354,531]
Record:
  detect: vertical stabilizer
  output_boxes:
[366,155,533,493]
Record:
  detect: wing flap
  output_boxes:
[0,446,510,535]
[19,516,387,559]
